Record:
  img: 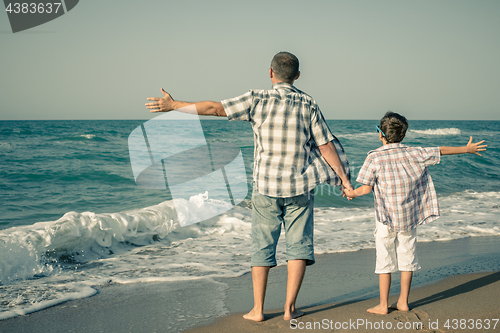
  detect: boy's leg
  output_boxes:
[395,227,419,311]
[397,271,413,311]
[284,259,307,320]
[368,273,391,314]
[370,222,398,314]
[243,266,270,321]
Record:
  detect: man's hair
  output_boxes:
[270,52,299,82]
[379,111,408,143]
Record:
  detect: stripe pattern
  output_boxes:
[221,82,349,197]
[357,143,441,232]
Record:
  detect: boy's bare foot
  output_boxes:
[396,301,410,311]
[243,308,264,322]
[367,304,389,315]
[284,309,304,321]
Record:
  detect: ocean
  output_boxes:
[0,118,499,328]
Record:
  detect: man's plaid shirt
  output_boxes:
[357,143,441,232]
[221,82,350,198]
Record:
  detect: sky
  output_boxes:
[1,0,499,120]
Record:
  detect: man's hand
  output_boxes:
[466,136,487,156]
[341,181,354,200]
[343,187,355,201]
[146,88,175,113]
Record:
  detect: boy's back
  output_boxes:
[344,111,486,315]
[357,143,441,232]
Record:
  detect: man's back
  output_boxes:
[222,82,335,197]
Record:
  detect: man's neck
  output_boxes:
[272,79,294,85]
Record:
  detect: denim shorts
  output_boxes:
[251,189,315,267]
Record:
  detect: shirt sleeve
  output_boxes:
[356,154,377,186]
[310,104,334,146]
[420,147,441,166]
[220,91,254,122]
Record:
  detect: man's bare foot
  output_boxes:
[284,309,304,321]
[367,304,388,315]
[243,308,264,322]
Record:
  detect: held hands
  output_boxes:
[466,136,487,156]
[341,182,354,201]
[146,88,175,113]
[343,187,355,201]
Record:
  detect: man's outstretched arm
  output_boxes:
[145,88,227,117]
[440,136,487,156]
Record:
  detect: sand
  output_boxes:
[186,271,500,333]
[0,236,499,333]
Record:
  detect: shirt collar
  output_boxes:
[272,82,300,93]
[368,142,407,155]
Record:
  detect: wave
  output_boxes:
[409,128,461,136]
[336,132,376,139]
[49,135,108,142]
[0,193,232,285]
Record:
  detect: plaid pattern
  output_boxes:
[357,143,441,232]
[221,82,350,197]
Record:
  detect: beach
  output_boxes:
[188,271,500,333]
[1,119,499,331]
[1,235,499,333]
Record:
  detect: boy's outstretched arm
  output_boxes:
[344,185,372,200]
[440,136,487,156]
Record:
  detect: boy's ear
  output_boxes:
[379,131,387,144]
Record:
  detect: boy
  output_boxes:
[344,112,487,314]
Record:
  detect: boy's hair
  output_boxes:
[379,111,408,143]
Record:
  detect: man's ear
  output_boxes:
[295,71,300,80]
[269,68,273,79]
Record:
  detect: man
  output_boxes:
[146,52,352,321]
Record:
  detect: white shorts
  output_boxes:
[374,221,420,274]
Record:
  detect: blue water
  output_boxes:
[1,119,498,229]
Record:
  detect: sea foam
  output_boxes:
[409,128,461,136]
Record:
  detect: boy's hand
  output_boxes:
[343,188,355,201]
[341,181,354,200]
[466,136,487,156]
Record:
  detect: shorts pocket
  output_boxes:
[252,191,273,208]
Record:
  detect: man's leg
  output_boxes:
[246,190,282,321]
[282,191,314,320]
[284,259,306,320]
[243,266,270,322]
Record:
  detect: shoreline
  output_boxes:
[187,271,500,333]
[0,235,499,333]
